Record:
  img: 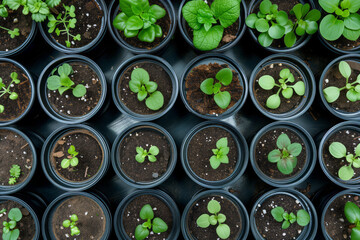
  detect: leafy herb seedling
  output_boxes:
[61,145,79,169]
[323,61,360,103]
[8,165,21,185]
[268,133,302,175]
[271,206,310,229]
[196,199,230,239]
[135,204,168,240]
[2,208,22,240]
[210,137,229,169]
[63,214,80,236]
[113,0,166,43]
[0,24,19,38]
[329,142,360,181]
[128,68,164,111]
[47,63,86,98]
[0,72,20,114]
[200,68,233,109]
[135,145,159,163]
[344,201,360,239]
[258,68,305,109]
[182,0,241,51]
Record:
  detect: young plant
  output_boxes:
[258,68,305,109]
[128,68,164,111]
[200,68,233,109]
[0,25,19,38]
[47,63,87,98]
[268,133,302,175]
[2,208,22,240]
[329,142,360,181]
[210,137,229,169]
[135,145,159,163]
[0,72,20,114]
[182,0,241,51]
[323,61,360,104]
[62,214,80,236]
[246,0,321,47]
[61,145,79,169]
[196,199,230,239]
[344,201,360,240]
[319,0,360,42]
[135,204,168,240]
[8,165,21,185]
[271,206,310,229]
[113,0,166,43]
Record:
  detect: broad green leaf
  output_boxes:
[139,204,154,220]
[197,214,210,228]
[306,21,319,35]
[113,12,128,31]
[47,76,61,90]
[0,105,4,113]
[193,25,224,51]
[129,79,141,93]
[344,13,360,30]
[356,144,360,156]
[138,26,155,42]
[319,0,340,13]
[319,14,344,41]
[255,18,269,33]
[258,32,273,47]
[210,156,221,169]
[266,94,281,109]
[70,157,78,167]
[301,3,310,17]
[282,88,294,99]
[149,146,159,155]
[284,31,296,48]
[271,207,285,222]
[154,24,162,37]
[245,13,258,28]
[348,0,360,13]
[258,75,275,90]
[277,134,291,149]
[60,76,74,87]
[280,68,291,79]
[149,4,166,19]
[211,0,240,28]
[136,153,145,163]
[282,220,290,229]
[200,78,215,95]
[329,142,347,158]
[219,155,229,164]
[209,215,217,225]
[216,137,228,149]
[293,81,305,95]
[287,143,302,157]
[72,84,86,98]
[182,0,209,30]
[148,155,157,162]
[343,27,360,41]
[339,61,352,79]
[8,208,22,222]
[124,28,138,38]
[277,158,295,174]
[152,217,168,233]
[134,225,149,240]
[339,165,354,180]
[145,91,164,110]
[269,24,285,39]
[214,91,231,109]
[260,0,272,14]
[352,227,360,240]
[323,86,341,103]
[208,200,221,214]
[132,68,149,84]
[292,4,303,20]
[58,86,70,95]
[217,213,226,224]
[126,15,143,31]
[145,81,158,93]
[347,89,358,102]
[344,201,360,224]
[296,20,306,36]
[297,209,310,226]
[119,0,135,17]
[305,9,321,21]
[61,159,70,168]
[276,11,289,26]
[220,146,229,155]
[268,149,281,163]
[138,90,148,101]
[216,68,233,86]
[216,224,230,239]
[58,63,72,77]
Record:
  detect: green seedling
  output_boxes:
[63,214,80,236]
[61,145,79,169]
[344,201,360,240]
[2,208,22,240]
[135,145,159,163]
[210,137,229,169]
[271,206,310,229]
[0,25,19,38]
[0,72,20,114]
[8,165,21,185]
[135,204,168,240]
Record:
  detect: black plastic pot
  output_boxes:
[41,124,110,191]
[114,189,180,240]
[179,53,248,120]
[178,0,247,52]
[318,30,360,55]
[112,54,178,121]
[108,0,176,54]
[249,54,315,120]
[42,191,112,240]
[181,121,248,189]
[250,188,318,240]
[37,54,108,124]
[181,189,249,240]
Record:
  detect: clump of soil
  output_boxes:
[328,36,360,51]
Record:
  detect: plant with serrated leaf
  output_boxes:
[246,0,320,48]
[128,67,164,111]
[196,199,230,239]
[47,63,86,98]
[182,0,241,51]
[61,145,79,169]
[8,165,21,185]
[329,142,360,181]
[323,61,360,104]
[2,208,22,240]
[135,145,159,163]
[344,201,360,240]
[200,68,233,109]
[258,68,305,109]
[135,204,168,240]
[62,214,80,236]
[210,137,229,169]
[271,206,310,229]
[319,0,360,42]
[0,72,20,114]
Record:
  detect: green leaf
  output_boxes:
[145,81,158,93]
[287,143,302,157]
[47,75,61,90]
[208,200,221,214]
[268,24,285,39]
[276,11,289,26]
[339,165,354,180]
[70,157,78,167]
[255,18,269,33]
[323,86,341,103]
[216,137,228,148]
[292,4,303,20]
[277,134,291,149]
[258,32,273,47]
[210,156,221,169]
[344,201,360,224]
[138,90,148,101]
[148,4,166,19]
[196,214,210,228]
[352,227,360,240]
[126,15,143,31]
[260,0,272,14]
[193,25,224,51]
[209,215,217,225]
[319,14,344,41]
[266,94,281,109]
[339,61,352,79]
[344,13,360,30]
[348,0,360,13]
[132,68,149,84]
[219,155,229,164]
[152,218,168,234]
[154,24,162,37]
[301,3,310,16]
[145,91,164,110]
[182,0,209,30]
[347,89,358,102]
[61,159,70,168]
[8,208,21,222]
[282,88,294,99]
[271,207,285,222]
[149,146,159,155]
[58,63,72,77]
[216,68,233,86]
[135,225,149,240]
[284,32,296,48]
[200,78,215,95]
[259,75,275,90]
[136,147,144,155]
[0,105,4,113]
[113,12,128,31]
[63,219,71,227]
[73,84,86,98]
[293,81,305,95]
[268,149,282,163]
[129,79,141,93]
[319,0,340,13]
[355,144,360,156]
[297,209,310,226]
[136,153,145,163]
[140,204,154,220]
[216,224,230,239]
[343,28,360,41]
[217,213,226,224]
[305,9,321,21]
[46,0,61,8]
[282,220,290,229]
[124,28,139,38]
[329,142,347,158]
[138,25,155,42]
[9,92,18,100]
[214,91,231,109]
[246,13,258,28]
[211,0,240,28]
[280,68,291,79]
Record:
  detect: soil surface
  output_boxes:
[50,129,104,182]
[255,128,307,179]
[185,62,243,116]
[255,194,307,240]
[328,35,360,51]
[254,62,306,114]
[323,60,360,113]
[187,195,242,239]
[123,194,173,240]
[0,62,32,122]
[52,195,106,240]
[118,61,172,115]
[46,62,102,117]
[118,126,171,182]
[49,0,103,48]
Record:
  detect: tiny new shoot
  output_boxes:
[344,201,360,240]
[0,72,20,114]
[61,145,79,169]
[63,214,80,236]
[271,206,310,229]
[135,204,168,240]
[8,165,21,185]
[210,137,229,170]
[2,208,22,240]
[0,24,19,38]
[135,145,159,163]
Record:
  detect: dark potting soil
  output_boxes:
[255,194,307,240]
[255,128,307,179]
[187,126,238,181]
[185,62,243,116]
[0,62,32,122]
[0,8,32,52]
[50,129,104,182]
[0,200,35,240]
[0,130,33,186]
[49,0,103,48]
[187,195,242,239]
[118,61,172,115]
[254,62,305,114]
[323,60,360,113]
[46,62,102,117]
[51,195,106,240]
[322,129,360,180]
[118,127,171,182]
[328,35,360,51]
[123,194,173,240]
[117,0,171,49]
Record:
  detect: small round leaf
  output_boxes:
[145,91,164,110]
[258,75,275,90]
[268,149,281,163]
[293,81,305,96]
[196,214,210,228]
[323,86,340,103]
[266,94,281,109]
[339,165,355,181]
[216,224,231,239]
[297,209,310,226]
[329,142,347,158]
[214,91,231,109]
[282,88,294,99]
[208,200,221,214]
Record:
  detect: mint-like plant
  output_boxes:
[135,145,159,163]
[271,206,310,229]
[63,214,80,236]
[344,201,360,239]
[61,145,79,169]
[135,204,168,240]
[2,208,22,240]
[0,72,20,114]
[210,137,229,169]
[8,165,21,185]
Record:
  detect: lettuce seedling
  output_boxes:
[344,201,360,240]
[271,206,310,229]
[0,72,20,114]
[210,137,229,169]
[129,68,164,111]
[182,0,241,51]
[61,145,79,169]
[258,68,305,109]
[113,0,166,43]
[200,68,233,109]
[135,145,159,163]
[319,0,360,42]
[63,214,80,236]
[329,142,360,181]
[2,208,22,240]
[196,199,230,239]
[8,165,21,185]
[47,63,87,98]
[135,204,168,240]
[323,61,360,104]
